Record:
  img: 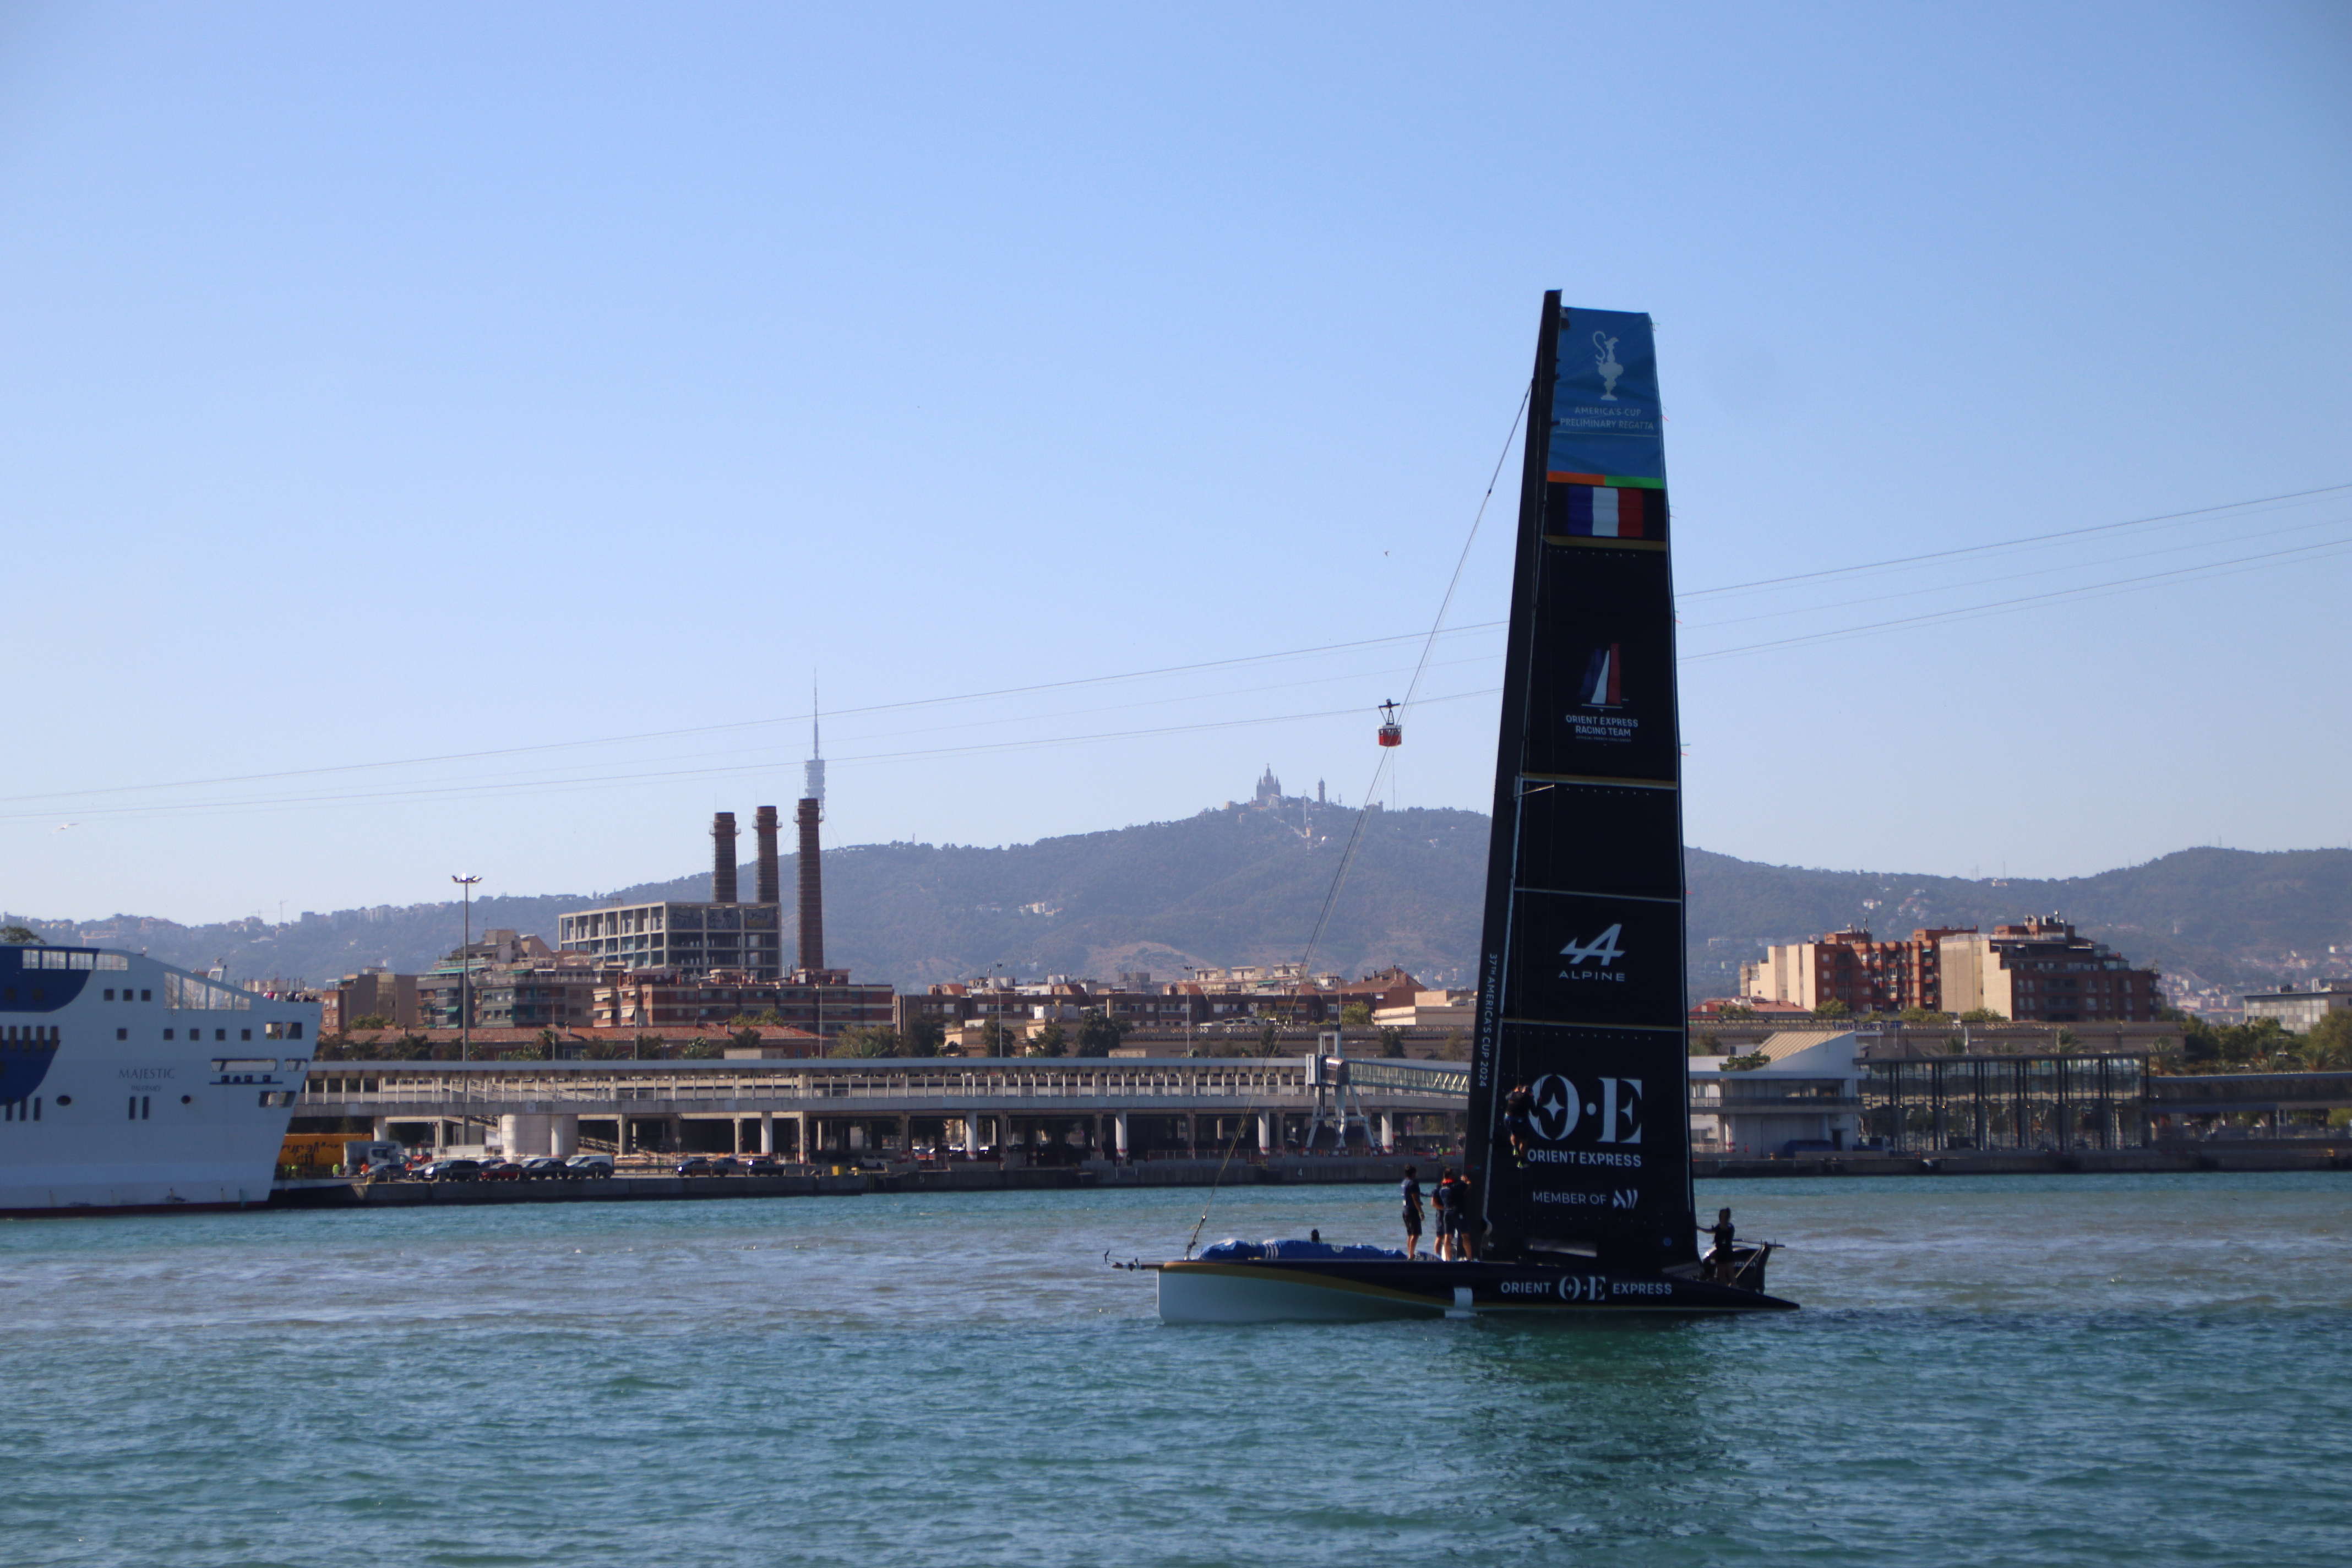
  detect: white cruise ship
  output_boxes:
[2,944,316,1214]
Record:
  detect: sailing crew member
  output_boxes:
[1399,1164,1425,1259]
[1702,1207,1738,1284]
[1502,1082,1535,1166]
[1453,1168,1479,1261]
[1432,1169,1458,1261]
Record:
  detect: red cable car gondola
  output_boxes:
[1376,699,1402,748]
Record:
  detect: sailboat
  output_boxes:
[1152,295,1796,1320]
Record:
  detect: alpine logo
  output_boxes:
[1559,924,1625,981]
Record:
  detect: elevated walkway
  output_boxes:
[300,1054,1467,1120]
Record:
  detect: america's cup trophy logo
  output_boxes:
[1593,330,1624,401]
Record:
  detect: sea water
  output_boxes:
[1,1173,2346,1567]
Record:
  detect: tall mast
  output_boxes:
[1467,294,1696,1271]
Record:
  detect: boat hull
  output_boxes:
[1157,1256,1795,1323]
[2,946,314,1216]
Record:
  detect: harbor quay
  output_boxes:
[275,1053,2351,1211]
[267,1151,1440,1208]
[289,1054,1474,1166]
[266,1140,2352,1212]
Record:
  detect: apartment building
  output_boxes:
[1742,927,1975,1013]
[1939,918,2162,1023]
[593,968,892,1040]
[331,968,419,1031]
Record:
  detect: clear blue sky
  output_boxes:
[3,1,2346,925]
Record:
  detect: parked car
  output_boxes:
[519,1157,571,1179]
[418,1158,482,1182]
[739,1157,780,1176]
[564,1154,616,1177]
[479,1161,525,1182]
[360,1159,405,1180]
[673,1157,715,1176]
[707,1157,741,1176]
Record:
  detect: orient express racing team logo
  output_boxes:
[1527,1074,1645,1145]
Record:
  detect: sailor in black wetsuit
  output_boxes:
[1399,1164,1425,1259]
[1701,1207,1738,1284]
[1502,1082,1535,1167]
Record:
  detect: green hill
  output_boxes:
[11,803,1489,992]
[10,812,2347,999]
[1683,845,2352,998]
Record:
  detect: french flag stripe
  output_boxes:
[1560,484,1650,538]
[1590,489,1621,536]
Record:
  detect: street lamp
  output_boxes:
[988,963,1008,1058]
[451,875,482,1061]
[1182,966,1195,1056]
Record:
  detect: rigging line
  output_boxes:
[1304,389,1528,973]
[1190,385,1528,1256]
[1401,380,1528,714]
[1683,534,2352,662]
[0,623,1502,809]
[1676,481,2351,600]
[1184,749,1391,1260]
[1311,384,1527,970]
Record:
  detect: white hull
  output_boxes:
[2,946,315,1215]
[1159,1265,1442,1323]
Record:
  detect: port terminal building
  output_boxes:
[293,1052,1472,1163]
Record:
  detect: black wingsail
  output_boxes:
[1468,293,1697,1273]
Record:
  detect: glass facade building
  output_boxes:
[1861,1053,2146,1153]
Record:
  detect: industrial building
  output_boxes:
[568,743,888,1039]
[556,810,786,979]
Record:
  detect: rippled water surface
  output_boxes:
[3,1173,2348,1567]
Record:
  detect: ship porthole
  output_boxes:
[181,1095,193,1104]
[55,1095,72,1106]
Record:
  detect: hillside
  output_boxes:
[8,811,2348,1000]
[1682,846,2352,998]
[11,804,1489,992]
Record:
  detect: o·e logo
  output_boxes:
[1527,1074,1643,1146]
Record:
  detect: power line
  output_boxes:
[0,623,1501,808]
[1683,533,2352,661]
[0,689,1505,824]
[6,479,2338,817]
[1676,481,2350,600]
[1680,508,2350,634]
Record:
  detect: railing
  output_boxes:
[296,1055,1469,1114]
[1331,1058,1470,1097]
